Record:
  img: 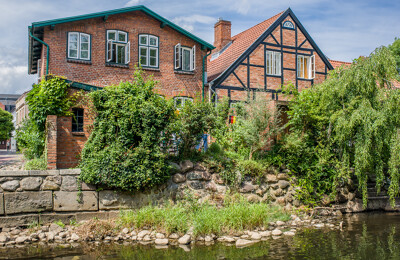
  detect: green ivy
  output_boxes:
[79,68,176,191]
[16,76,73,159]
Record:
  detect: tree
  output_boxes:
[285,46,400,206]
[0,109,14,140]
[388,37,400,73]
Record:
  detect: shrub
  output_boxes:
[15,119,45,160]
[79,68,175,191]
[0,109,14,140]
[24,157,47,170]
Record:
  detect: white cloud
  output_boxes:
[173,14,215,33]
[124,0,142,7]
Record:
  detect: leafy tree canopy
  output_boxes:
[0,109,14,140]
[388,37,400,73]
[284,46,400,206]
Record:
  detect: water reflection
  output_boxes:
[1,212,400,260]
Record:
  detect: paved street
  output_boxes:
[0,150,24,170]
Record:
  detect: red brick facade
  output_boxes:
[39,11,208,99]
[33,8,212,169]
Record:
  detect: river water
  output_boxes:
[2,212,400,260]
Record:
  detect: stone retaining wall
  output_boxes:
[0,163,298,228]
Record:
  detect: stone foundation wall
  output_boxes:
[0,163,298,228]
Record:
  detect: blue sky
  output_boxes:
[0,0,399,94]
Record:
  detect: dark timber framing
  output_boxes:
[210,8,333,103]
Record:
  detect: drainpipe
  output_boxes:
[29,26,49,75]
[202,50,212,102]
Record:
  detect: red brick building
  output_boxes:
[208,8,334,105]
[28,6,214,169]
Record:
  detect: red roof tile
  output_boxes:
[329,59,352,69]
[208,12,284,82]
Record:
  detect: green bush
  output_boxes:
[15,119,45,160]
[24,157,47,170]
[79,68,175,191]
[0,109,14,140]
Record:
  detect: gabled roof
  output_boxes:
[208,12,283,82]
[28,5,214,74]
[208,8,334,84]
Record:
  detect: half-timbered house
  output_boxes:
[207,8,334,106]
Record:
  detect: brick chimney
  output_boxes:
[214,18,231,51]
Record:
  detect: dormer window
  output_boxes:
[106,30,130,65]
[139,34,159,68]
[174,44,196,72]
[67,32,91,60]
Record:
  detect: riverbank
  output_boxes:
[0,198,342,249]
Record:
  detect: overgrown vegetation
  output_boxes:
[0,109,14,140]
[79,69,176,191]
[16,76,73,163]
[119,194,290,235]
[388,37,400,73]
[280,47,400,206]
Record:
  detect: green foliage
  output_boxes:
[119,194,290,236]
[171,99,217,159]
[15,119,45,160]
[79,68,175,191]
[24,156,47,170]
[284,46,400,206]
[0,109,14,140]
[54,220,65,228]
[26,76,73,132]
[388,37,400,73]
[16,76,72,160]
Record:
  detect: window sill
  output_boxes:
[67,59,92,65]
[297,78,314,81]
[266,74,282,78]
[72,132,85,136]
[142,67,160,72]
[106,63,130,69]
[174,70,195,75]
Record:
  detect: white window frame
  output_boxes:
[68,32,91,61]
[106,30,130,65]
[174,44,196,72]
[138,34,159,68]
[266,51,281,76]
[174,96,193,110]
[297,55,315,79]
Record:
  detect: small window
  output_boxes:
[283,21,295,29]
[72,108,84,132]
[297,55,315,79]
[174,97,193,110]
[68,32,91,60]
[107,30,130,65]
[138,34,159,68]
[266,51,281,76]
[174,44,196,71]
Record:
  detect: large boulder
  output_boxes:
[180,160,194,173]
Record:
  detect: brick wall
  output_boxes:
[0,102,4,111]
[40,11,207,99]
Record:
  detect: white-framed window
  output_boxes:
[107,30,130,65]
[139,34,159,68]
[174,96,193,110]
[266,51,281,76]
[297,55,315,79]
[68,32,91,60]
[174,44,196,71]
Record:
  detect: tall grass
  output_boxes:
[119,195,291,236]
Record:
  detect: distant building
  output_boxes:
[0,94,20,151]
[15,91,29,128]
